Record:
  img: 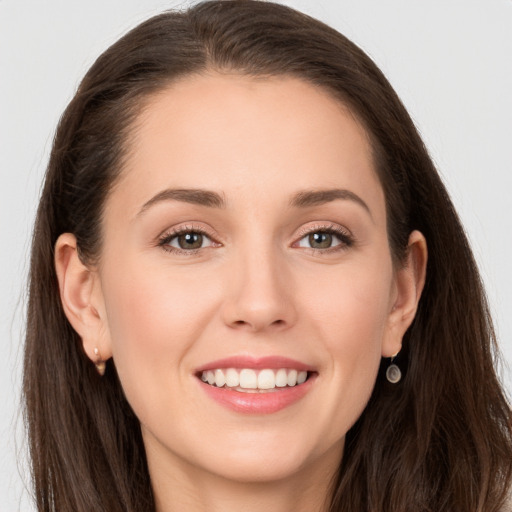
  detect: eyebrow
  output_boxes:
[137,187,372,219]
[290,189,372,217]
[138,188,226,216]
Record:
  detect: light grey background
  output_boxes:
[1,0,511,510]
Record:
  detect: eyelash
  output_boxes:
[293,223,354,254]
[158,225,218,255]
[157,223,354,255]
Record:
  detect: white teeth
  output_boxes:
[257,369,275,390]
[200,368,310,390]
[214,369,225,388]
[287,369,298,386]
[225,368,239,387]
[239,369,258,389]
[275,368,288,387]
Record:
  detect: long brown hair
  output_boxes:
[24,1,512,511]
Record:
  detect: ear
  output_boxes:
[54,233,112,365]
[382,230,428,357]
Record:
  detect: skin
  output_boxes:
[55,74,427,512]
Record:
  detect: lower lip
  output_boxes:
[198,375,316,414]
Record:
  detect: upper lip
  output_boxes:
[196,355,315,373]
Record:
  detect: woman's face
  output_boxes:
[90,74,417,484]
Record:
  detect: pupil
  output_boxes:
[178,232,203,249]
[309,232,332,249]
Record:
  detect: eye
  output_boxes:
[171,232,211,250]
[295,226,353,251]
[298,231,341,249]
[159,228,216,253]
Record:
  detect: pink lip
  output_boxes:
[198,375,316,414]
[196,355,314,372]
[195,355,317,414]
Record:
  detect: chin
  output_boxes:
[194,431,343,485]
[203,453,313,484]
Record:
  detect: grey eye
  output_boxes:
[298,231,342,249]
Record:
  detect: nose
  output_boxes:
[221,246,297,333]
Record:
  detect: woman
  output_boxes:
[23,1,512,511]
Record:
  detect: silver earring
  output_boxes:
[386,356,401,384]
[94,347,106,376]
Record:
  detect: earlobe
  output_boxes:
[382,230,428,357]
[54,233,112,364]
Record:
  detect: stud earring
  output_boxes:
[93,347,106,376]
[386,354,402,384]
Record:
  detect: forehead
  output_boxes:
[111,73,383,217]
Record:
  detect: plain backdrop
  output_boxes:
[1,0,511,510]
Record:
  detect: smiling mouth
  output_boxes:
[198,368,312,392]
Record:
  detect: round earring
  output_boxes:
[94,347,106,376]
[386,355,401,384]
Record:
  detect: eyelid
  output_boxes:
[292,222,355,251]
[294,222,351,238]
[156,221,354,255]
[157,223,221,254]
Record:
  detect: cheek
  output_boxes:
[300,256,393,428]
[103,256,217,340]
[304,256,393,352]
[99,259,220,409]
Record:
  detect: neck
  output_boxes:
[147,440,342,512]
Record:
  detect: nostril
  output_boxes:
[227,315,289,332]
